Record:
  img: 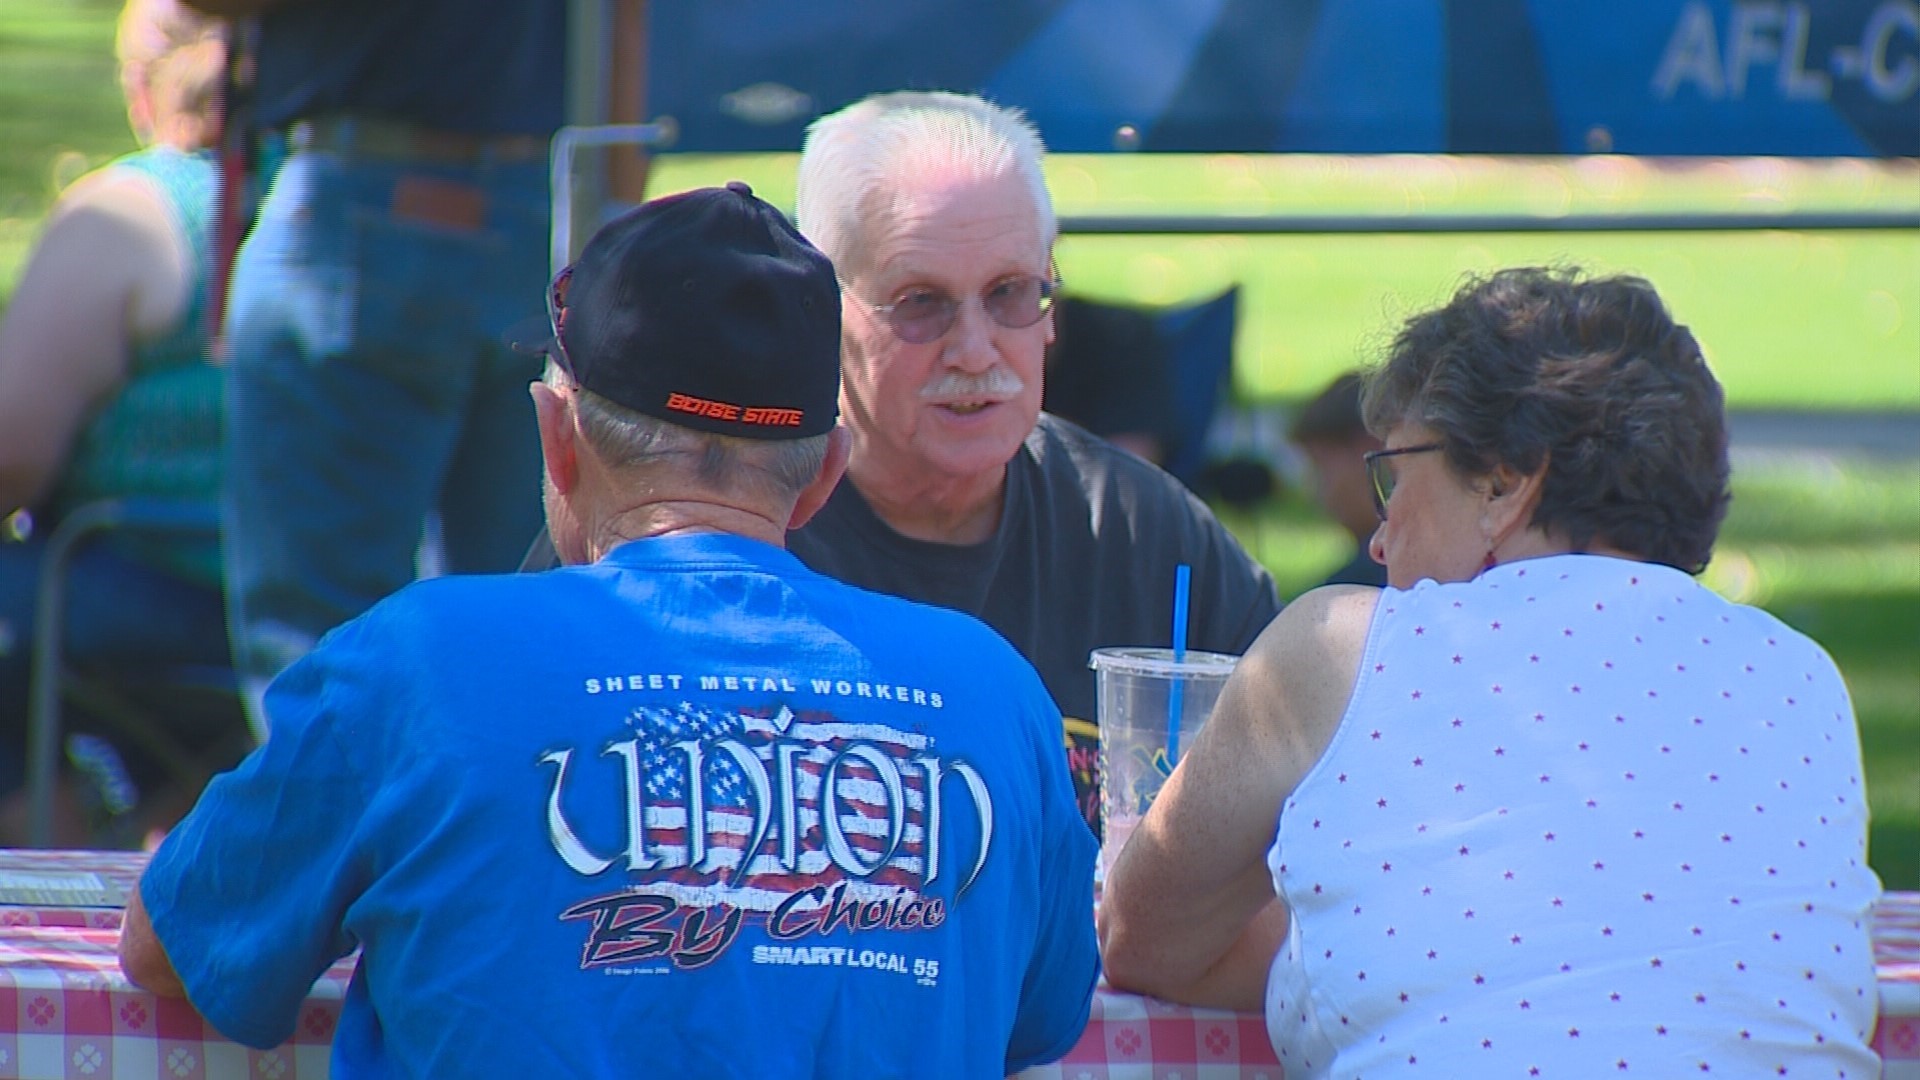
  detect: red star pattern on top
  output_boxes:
[1261,556,1879,1075]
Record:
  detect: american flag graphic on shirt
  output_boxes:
[539,700,989,917]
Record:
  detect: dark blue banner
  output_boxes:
[647,0,1918,156]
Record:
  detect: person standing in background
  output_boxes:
[0,0,233,844]
[1288,371,1388,589]
[179,0,568,733]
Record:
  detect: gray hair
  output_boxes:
[543,363,830,500]
[794,90,1056,280]
[1361,267,1730,574]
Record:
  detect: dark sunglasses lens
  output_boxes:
[887,291,954,344]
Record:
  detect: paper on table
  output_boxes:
[0,868,125,908]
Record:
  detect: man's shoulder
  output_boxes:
[1026,415,1280,627]
[781,556,1059,717]
[803,560,1027,650]
[336,567,600,654]
[1027,414,1192,499]
[1024,413,1229,530]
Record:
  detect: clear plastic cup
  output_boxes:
[1090,647,1238,882]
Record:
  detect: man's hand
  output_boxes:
[118,885,189,999]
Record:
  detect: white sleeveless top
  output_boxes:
[1264,554,1880,1077]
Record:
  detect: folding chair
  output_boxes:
[1158,286,1246,488]
[25,497,250,847]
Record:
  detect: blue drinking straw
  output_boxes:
[1168,564,1192,766]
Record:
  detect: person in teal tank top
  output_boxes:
[0,0,239,845]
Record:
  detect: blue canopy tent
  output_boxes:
[644,0,1917,157]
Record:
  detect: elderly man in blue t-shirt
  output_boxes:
[120,184,1098,1078]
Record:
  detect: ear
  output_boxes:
[1481,456,1547,544]
[529,381,580,496]
[1042,256,1060,347]
[788,426,851,531]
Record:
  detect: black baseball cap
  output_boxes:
[515,181,840,439]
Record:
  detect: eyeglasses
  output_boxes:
[1362,442,1444,521]
[856,274,1060,344]
[545,264,577,378]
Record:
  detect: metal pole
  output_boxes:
[549,122,678,274]
[566,0,611,260]
[1054,210,1920,235]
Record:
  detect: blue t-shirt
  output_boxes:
[141,534,1098,1078]
[253,0,564,134]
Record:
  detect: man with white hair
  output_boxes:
[122,183,1098,1077]
[789,91,1282,830]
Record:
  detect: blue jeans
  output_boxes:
[221,143,549,728]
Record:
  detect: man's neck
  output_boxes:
[585,502,787,563]
[844,455,1008,546]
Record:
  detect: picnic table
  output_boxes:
[3,849,1915,1079]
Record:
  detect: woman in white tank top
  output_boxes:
[1099,267,1881,1077]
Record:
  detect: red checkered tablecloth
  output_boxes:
[0,851,145,931]
[1015,983,1283,1079]
[1878,890,1920,1075]
[3,850,1917,1079]
[0,926,352,1080]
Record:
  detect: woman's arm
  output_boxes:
[0,169,191,513]
[1099,584,1375,1010]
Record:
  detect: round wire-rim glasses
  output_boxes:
[853,274,1061,344]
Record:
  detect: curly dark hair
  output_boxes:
[1362,267,1731,574]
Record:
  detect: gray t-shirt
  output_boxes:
[790,414,1281,827]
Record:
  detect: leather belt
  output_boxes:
[291,114,548,165]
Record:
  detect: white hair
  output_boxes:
[794,91,1056,279]
[543,362,829,499]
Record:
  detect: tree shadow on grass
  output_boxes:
[1767,592,1920,669]
[1871,819,1920,893]
[1762,592,1919,891]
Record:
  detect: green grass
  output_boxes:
[0,0,131,297]
[3,0,1914,888]
[1705,460,1920,888]
[646,152,1920,409]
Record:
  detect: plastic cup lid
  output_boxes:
[1088,646,1240,677]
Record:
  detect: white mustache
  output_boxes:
[919,368,1026,403]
